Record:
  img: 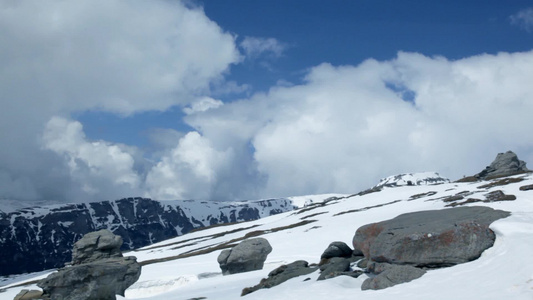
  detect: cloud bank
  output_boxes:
[1,1,533,204]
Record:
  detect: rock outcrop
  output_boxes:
[475,151,529,180]
[218,238,272,275]
[38,230,141,300]
[353,206,510,268]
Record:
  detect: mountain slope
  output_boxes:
[3,173,532,299]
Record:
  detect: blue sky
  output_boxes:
[1,1,533,204]
[77,0,533,148]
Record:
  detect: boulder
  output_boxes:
[353,206,510,268]
[320,241,353,259]
[361,262,426,290]
[241,260,317,296]
[71,229,123,265]
[218,238,272,275]
[475,151,529,179]
[38,230,141,300]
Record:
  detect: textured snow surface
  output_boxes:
[2,174,533,300]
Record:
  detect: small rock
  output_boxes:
[241,260,317,296]
[520,184,533,191]
[320,241,353,260]
[317,257,351,280]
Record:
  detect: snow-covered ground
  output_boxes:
[2,173,533,300]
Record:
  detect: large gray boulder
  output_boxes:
[38,230,141,300]
[475,151,529,179]
[71,229,123,265]
[361,262,426,290]
[218,238,272,275]
[353,206,510,268]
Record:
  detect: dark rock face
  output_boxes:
[241,260,317,296]
[0,197,295,276]
[361,262,426,290]
[320,241,353,259]
[218,238,272,275]
[317,257,351,281]
[38,230,141,300]
[353,206,510,268]
[475,151,529,179]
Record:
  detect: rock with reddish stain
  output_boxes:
[353,206,509,268]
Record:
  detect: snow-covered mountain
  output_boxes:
[2,172,532,300]
[0,197,299,276]
[373,172,450,188]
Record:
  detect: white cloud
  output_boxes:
[145,131,233,200]
[42,117,142,197]
[240,37,286,59]
[510,8,533,32]
[184,50,533,198]
[0,0,240,203]
[183,97,224,115]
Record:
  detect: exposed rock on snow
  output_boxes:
[361,262,426,290]
[320,241,354,260]
[38,230,141,300]
[241,260,317,296]
[353,206,510,268]
[218,238,272,275]
[475,151,529,179]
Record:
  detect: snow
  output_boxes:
[2,173,533,300]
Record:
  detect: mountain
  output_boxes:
[373,172,450,188]
[2,170,532,299]
[0,197,300,276]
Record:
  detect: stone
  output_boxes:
[520,184,533,191]
[71,229,123,265]
[317,257,351,280]
[38,230,141,300]
[241,260,317,296]
[353,206,510,268]
[13,289,43,300]
[475,151,529,179]
[320,241,353,259]
[218,238,272,275]
[361,262,426,290]
[38,257,141,300]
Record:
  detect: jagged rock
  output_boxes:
[218,238,272,275]
[71,229,123,265]
[361,262,426,290]
[353,206,510,268]
[320,241,353,259]
[13,289,43,300]
[38,230,141,300]
[475,151,529,179]
[241,260,317,296]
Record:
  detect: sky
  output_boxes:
[1,0,533,204]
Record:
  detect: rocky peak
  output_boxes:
[475,151,529,180]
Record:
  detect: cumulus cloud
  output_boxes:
[510,8,533,32]
[0,0,239,203]
[240,37,286,59]
[43,117,143,198]
[182,50,533,198]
